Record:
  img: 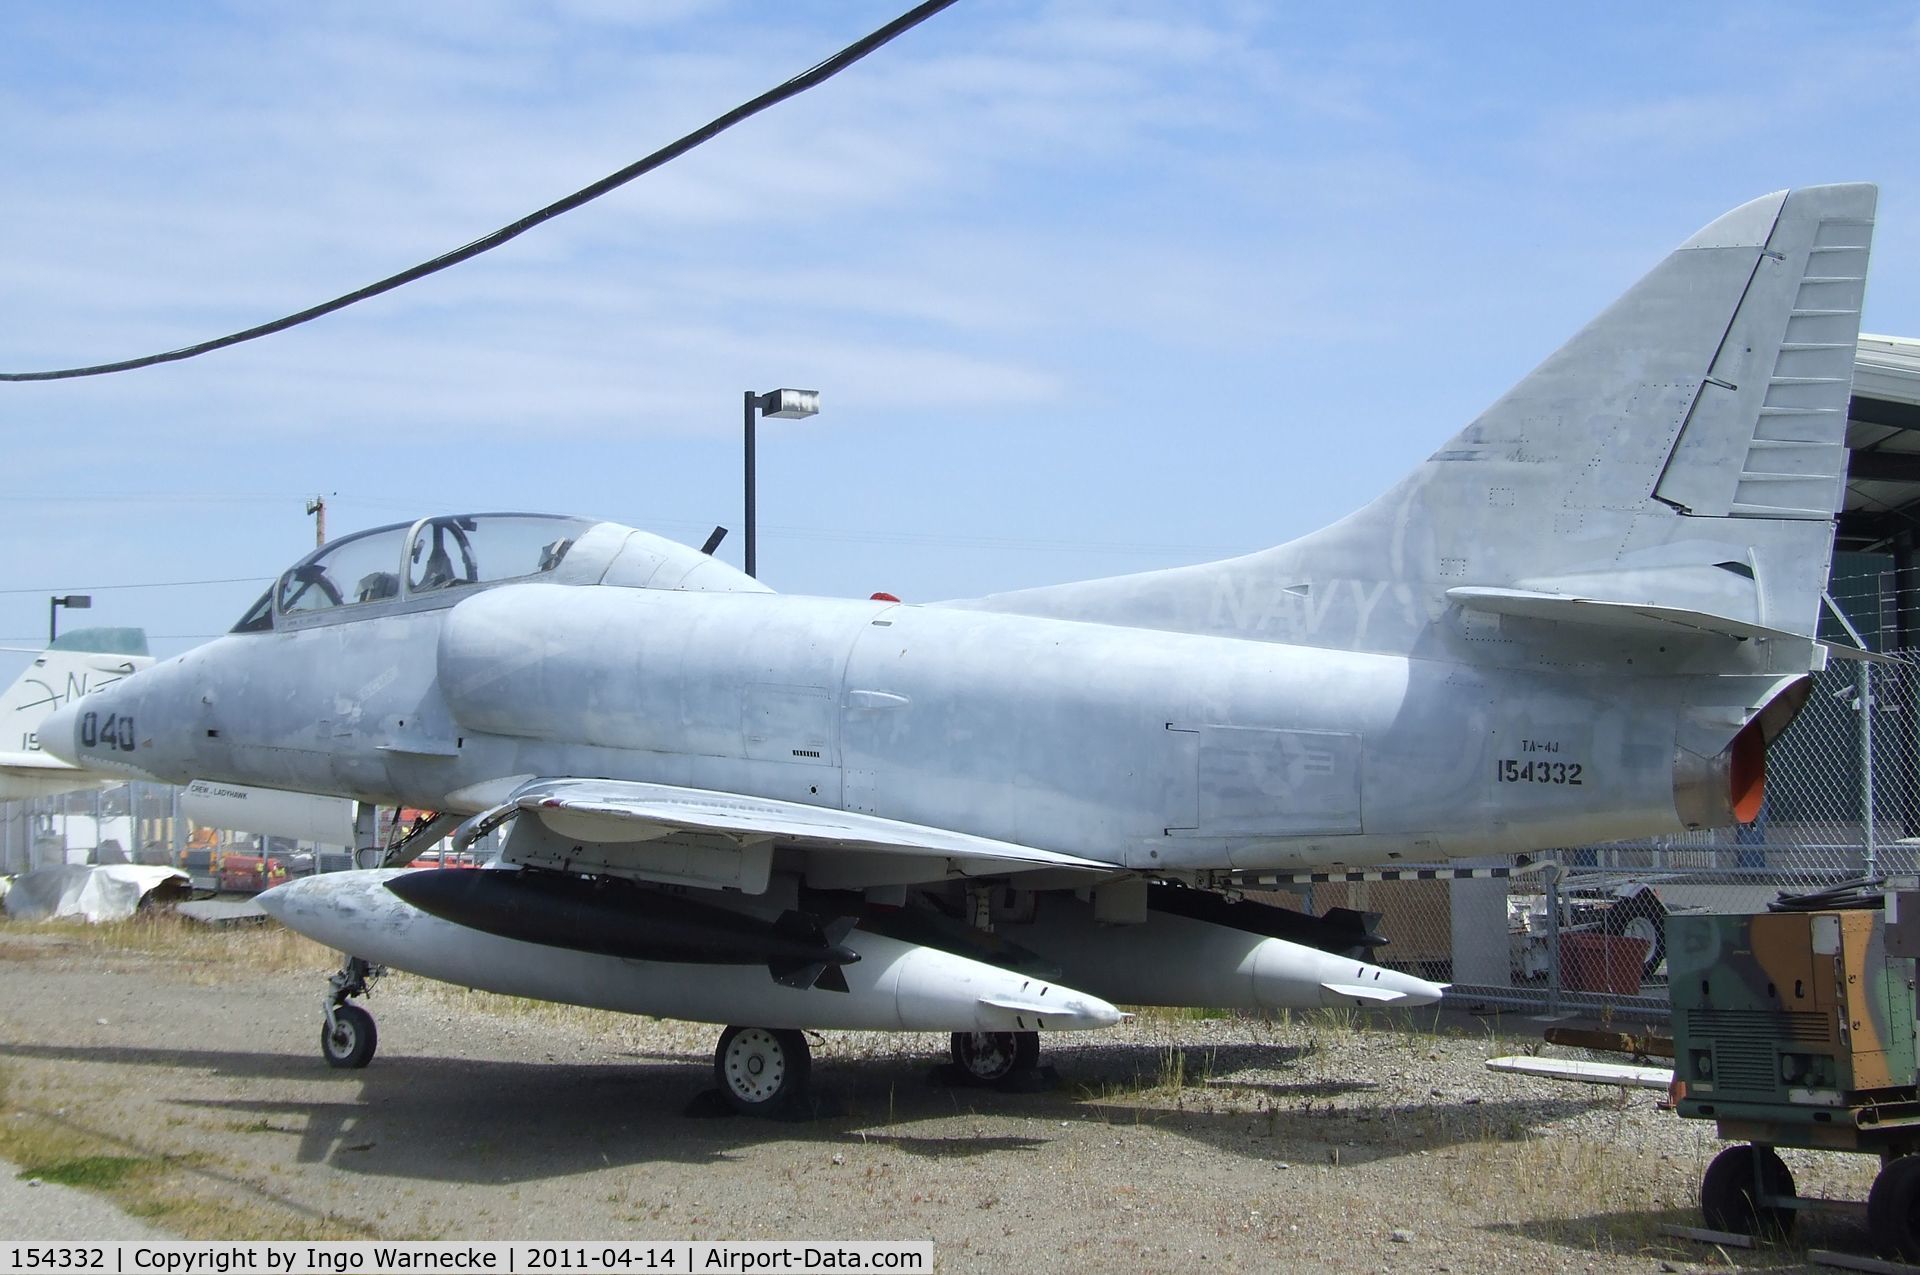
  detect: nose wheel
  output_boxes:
[714,1025,811,1116]
[320,955,384,1070]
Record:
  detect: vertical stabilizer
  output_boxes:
[957,185,1877,659]
[1,630,155,797]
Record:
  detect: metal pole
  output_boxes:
[47,597,56,644]
[169,784,183,869]
[743,390,758,578]
[1544,861,1563,1016]
[1862,661,1878,876]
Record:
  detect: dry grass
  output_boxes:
[1,908,337,977]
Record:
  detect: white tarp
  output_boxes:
[3,864,190,923]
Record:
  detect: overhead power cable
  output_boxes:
[0,0,960,382]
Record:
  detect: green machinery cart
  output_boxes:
[1670,903,1920,1256]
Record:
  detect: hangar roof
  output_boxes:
[1839,334,1920,551]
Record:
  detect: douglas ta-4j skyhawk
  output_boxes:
[43,183,1879,1114]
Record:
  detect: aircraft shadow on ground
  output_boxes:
[3,1038,1616,1185]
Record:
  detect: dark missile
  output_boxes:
[385,868,859,990]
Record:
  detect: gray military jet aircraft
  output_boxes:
[42,183,1876,1114]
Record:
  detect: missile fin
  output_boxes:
[767,958,849,992]
[1320,982,1407,1003]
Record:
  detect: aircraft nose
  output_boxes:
[36,669,165,780]
[39,699,81,765]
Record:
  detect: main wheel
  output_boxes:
[715,1026,811,1116]
[950,1031,1040,1084]
[321,1003,378,1069]
[1701,1143,1795,1238]
[1603,888,1668,978]
[1868,1155,1920,1259]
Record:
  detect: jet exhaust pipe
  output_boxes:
[386,868,861,991]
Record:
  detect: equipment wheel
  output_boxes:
[1700,1143,1795,1238]
[1868,1154,1920,1259]
[1603,888,1668,978]
[950,1031,1040,1084]
[321,1003,378,1069]
[715,1026,811,1116]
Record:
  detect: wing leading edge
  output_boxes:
[455,776,1123,893]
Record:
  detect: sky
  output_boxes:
[3,0,1920,679]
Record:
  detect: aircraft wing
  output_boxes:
[0,750,111,800]
[1,750,75,772]
[467,777,1122,891]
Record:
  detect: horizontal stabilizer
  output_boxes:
[1449,586,1798,641]
[1447,587,1905,664]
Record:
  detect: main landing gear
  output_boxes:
[708,1025,1050,1116]
[714,1025,812,1116]
[949,1031,1040,1085]
[321,955,384,1069]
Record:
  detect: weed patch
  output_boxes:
[18,1154,158,1190]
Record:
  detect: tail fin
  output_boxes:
[2,628,152,721]
[0,629,154,798]
[960,185,1876,658]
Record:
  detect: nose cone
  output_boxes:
[35,660,178,782]
[39,700,81,764]
[255,880,294,923]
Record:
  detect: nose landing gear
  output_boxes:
[321,955,384,1069]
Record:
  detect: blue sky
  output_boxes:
[3,1,1919,677]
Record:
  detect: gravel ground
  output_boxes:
[0,921,1885,1272]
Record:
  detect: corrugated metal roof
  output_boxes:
[1841,334,1920,546]
[1855,333,1920,406]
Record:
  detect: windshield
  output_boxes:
[277,523,409,615]
[231,589,274,634]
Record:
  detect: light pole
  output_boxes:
[49,594,91,644]
[743,388,819,578]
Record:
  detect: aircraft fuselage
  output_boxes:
[57,578,1751,872]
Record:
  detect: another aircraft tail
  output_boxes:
[959,184,1876,661]
[0,629,153,799]
[2,628,153,732]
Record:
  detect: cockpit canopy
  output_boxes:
[234,514,599,633]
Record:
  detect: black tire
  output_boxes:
[321,1003,377,1069]
[1603,888,1668,978]
[1701,1144,1795,1238]
[715,1026,811,1116]
[950,1031,1040,1084]
[1868,1155,1920,1259]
